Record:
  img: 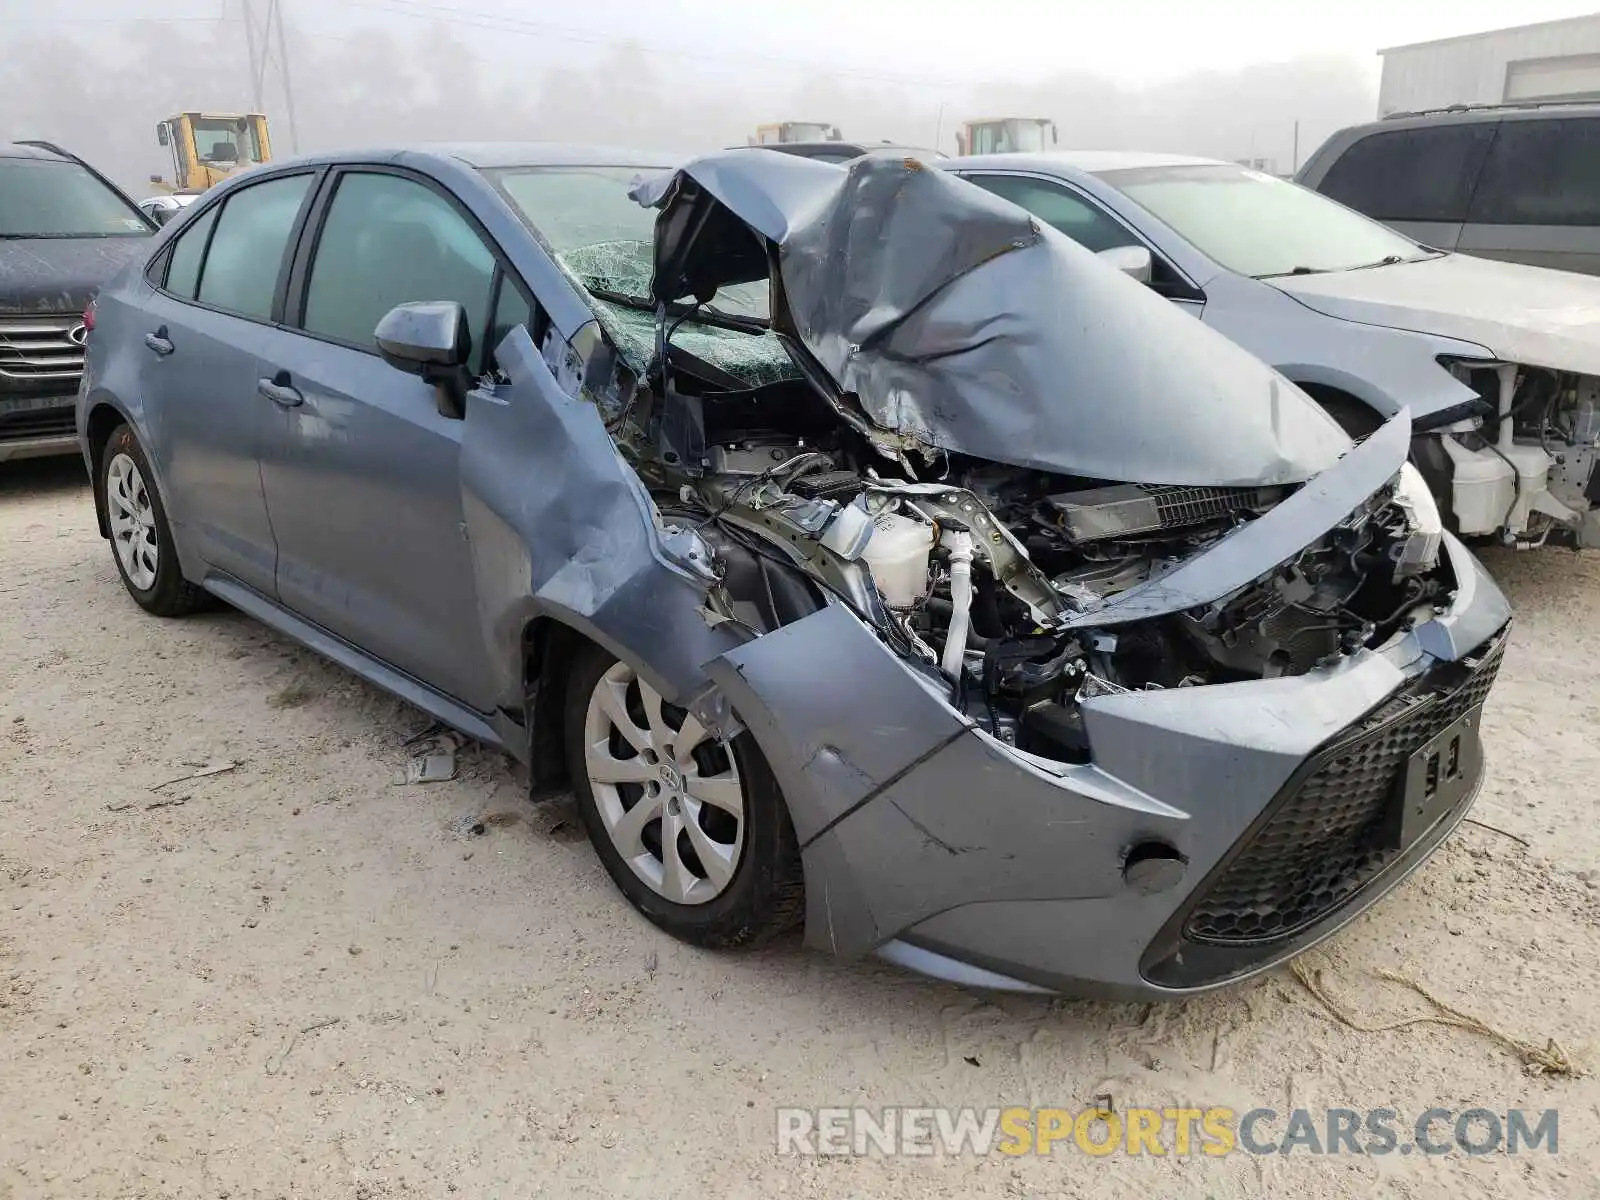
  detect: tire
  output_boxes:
[565,642,804,949]
[99,423,208,617]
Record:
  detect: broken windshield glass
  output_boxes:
[486,165,778,382]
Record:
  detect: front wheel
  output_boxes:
[565,644,803,949]
[99,423,207,617]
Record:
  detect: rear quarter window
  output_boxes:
[1316,124,1495,223]
[161,205,219,300]
[1466,118,1600,226]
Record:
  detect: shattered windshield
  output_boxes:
[487,166,769,321]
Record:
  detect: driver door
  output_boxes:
[252,168,503,709]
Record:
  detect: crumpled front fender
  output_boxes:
[461,324,747,724]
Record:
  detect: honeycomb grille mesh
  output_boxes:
[1184,635,1505,945]
[1145,485,1265,529]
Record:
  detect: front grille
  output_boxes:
[0,316,86,387]
[1184,632,1505,946]
[1144,485,1273,529]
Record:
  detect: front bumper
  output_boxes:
[707,533,1511,999]
[0,394,79,463]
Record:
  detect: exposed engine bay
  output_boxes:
[1422,361,1600,549]
[608,349,1453,768]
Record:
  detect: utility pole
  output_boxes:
[240,0,266,112]
[238,0,300,154]
[268,0,301,154]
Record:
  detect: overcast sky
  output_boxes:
[6,0,1599,190]
[13,0,1600,87]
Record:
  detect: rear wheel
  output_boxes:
[565,643,803,948]
[99,424,207,617]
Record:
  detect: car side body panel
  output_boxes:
[461,325,749,727]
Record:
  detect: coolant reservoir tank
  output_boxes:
[860,509,935,607]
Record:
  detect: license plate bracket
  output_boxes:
[1384,705,1483,849]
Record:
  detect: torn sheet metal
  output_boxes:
[632,150,1350,487]
[1058,408,1412,628]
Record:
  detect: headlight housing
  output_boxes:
[1392,462,1443,578]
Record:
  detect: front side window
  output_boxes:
[1468,118,1600,226]
[1317,124,1495,223]
[0,158,151,238]
[1101,162,1431,278]
[196,173,313,320]
[966,174,1138,253]
[301,172,496,357]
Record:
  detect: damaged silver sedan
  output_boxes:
[80,146,1510,998]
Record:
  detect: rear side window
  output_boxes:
[196,174,314,320]
[1467,118,1600,226]
[301,172,496,357]
[966,173,1138,252]
[162,204,218,299]
[1317,125,1495,223]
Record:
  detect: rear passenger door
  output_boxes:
[1310,123,1496,252]
[137,171,318,596]
[253,167,511,708]
[1458,118,1600,276]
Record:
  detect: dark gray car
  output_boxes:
[78,145,1509,998]
[2,140,154,463]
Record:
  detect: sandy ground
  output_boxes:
[1,456,1597,1199]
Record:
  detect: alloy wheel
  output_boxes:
[582,660,746,905]
[106,451,159,591]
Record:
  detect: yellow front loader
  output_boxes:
[151,113,272,194]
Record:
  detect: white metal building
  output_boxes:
[1378,13,1600,115]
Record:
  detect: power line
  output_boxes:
[332,0,998,93]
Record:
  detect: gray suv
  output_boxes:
[78,145,1509,997]
[2,141,154,462]
[1297,102,1600,277]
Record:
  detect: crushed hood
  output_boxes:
[631,151,1350,488]
[0,236,149,316]
[1271,253,1600,377]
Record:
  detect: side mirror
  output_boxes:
[375,301,473,419]
[1097,244,1153,285]
[149,207,172,228]
[156,124,170,147]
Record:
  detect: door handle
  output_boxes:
[143,327,174,356]
[257,371,304,408]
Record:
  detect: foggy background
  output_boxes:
[4,0,1597,195]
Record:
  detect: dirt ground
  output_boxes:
[2,457,1596,1199]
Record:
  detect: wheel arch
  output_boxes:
[1287,379,1386,438]
[521,614,590,799]
[517,521,827,802]
[84,398,134,538]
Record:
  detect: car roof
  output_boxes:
[949,150,1229,175]
[0,141,73,162]
[1356,101,1600,132]
[734,141,944,157]
[256,143,678,173]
